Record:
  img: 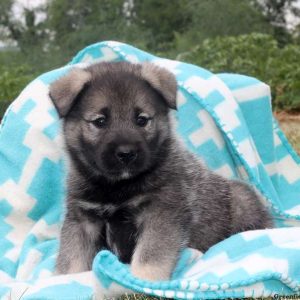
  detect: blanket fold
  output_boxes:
[0,41,299,299]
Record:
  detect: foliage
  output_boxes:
[0,1,300,115]
[252,0,300,45]
[271,44,300,110]
[173,0,272,54]
[46,0,195,54]
[0,0,47,54]
[47,0,130,56]
[0,54,37,117]
[131,0,192,52]
[180,33,300,111]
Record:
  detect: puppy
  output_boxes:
[49,61,272,281]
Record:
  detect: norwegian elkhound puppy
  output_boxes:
[49,61,272,281]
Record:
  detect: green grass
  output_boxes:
[117,294,165,300]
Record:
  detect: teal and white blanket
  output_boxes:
[1,41,300,299]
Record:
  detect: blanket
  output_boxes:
[0,41,300,300]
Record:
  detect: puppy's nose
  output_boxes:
[115,145,137,164]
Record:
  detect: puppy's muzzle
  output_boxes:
[115,144,138,165]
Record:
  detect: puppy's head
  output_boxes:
[49,62,177,181]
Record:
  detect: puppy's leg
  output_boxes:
[230,180,273,233]
[56,212,103,274]
[131,204,188,281]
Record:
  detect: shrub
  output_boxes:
[0,64,37,118]
[179,33,300,111]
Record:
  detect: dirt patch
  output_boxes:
[274,112,300,155]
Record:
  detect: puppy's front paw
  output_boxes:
[55,259,88,275]
[131,262,171,281]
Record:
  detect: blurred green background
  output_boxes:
[1,1,300,149]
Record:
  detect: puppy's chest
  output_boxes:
[78,191,149,263]
[101,207,138,263]
[78,188,147,219]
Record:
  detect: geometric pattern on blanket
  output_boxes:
[0,41,299,299]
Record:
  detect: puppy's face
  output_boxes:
[49,62,177,181]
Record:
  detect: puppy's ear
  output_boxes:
[141,62,177,110]
[49,68,91,118]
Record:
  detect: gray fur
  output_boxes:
[49,68,91,117]
[140,62,177,109]
[50,61,273,280]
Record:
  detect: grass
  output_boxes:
[119,295,161,300]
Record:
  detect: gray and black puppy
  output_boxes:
[49,61,272,281]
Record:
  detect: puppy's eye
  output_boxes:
[91,115,107,128]
[136,113,150,127]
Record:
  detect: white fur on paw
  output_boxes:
[131,262,171,281]
[65,261,87,274]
